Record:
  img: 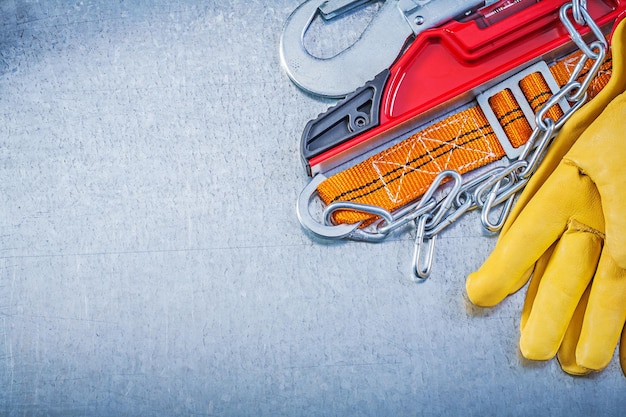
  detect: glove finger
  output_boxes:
[467,163,595,307]
[520,245,555,332]
[557,284,592,376]
[576,250,626,371]
[519,226,602,361]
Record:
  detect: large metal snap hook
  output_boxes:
[296,173,396,242]
[279,0,412,98]
[279,0,487,98]
[296,174,363,239]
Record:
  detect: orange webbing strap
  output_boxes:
[317,51,613,226]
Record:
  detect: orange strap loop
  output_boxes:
[317,51,613,226]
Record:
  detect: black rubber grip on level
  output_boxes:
[301,69,390,174]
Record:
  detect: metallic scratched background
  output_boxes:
[0,1,624,416]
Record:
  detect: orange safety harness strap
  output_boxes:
[317,50,613,225]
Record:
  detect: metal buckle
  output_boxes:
[477,61,571,159]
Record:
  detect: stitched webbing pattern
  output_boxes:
[318,106,502,225]
[317,51,613,225]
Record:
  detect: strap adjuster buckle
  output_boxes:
[477,61,571,159]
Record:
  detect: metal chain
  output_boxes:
[409,0,608,280]
[323,0,609,280]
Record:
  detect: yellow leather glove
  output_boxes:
[466,17,626,376]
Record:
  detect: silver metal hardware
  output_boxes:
[280,0,485,98]
[561,2,607,59]
[319,0,375,20]
[571,0,588,25]
[412,214,436,281]
[296,0,609,280]
[477,61,571,160]
[296,174,363,239]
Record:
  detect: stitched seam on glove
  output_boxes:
[567,218,606,239]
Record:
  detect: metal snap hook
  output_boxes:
[480,185,516,233]
[280,0,486,98]
[412,214,436,282]
[296,174,362,239]
[279,0,412,98]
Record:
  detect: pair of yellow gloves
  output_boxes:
[466,18,626,376]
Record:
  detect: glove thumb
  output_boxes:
[501,17,626,236]
[566,92,626,268]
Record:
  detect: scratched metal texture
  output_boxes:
[0,1,624,416]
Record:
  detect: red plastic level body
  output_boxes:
[305,0,626,175]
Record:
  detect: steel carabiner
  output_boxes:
[412,214,436,281]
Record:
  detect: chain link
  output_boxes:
[406,0,609,279]
[572,0,588,25]
[320,1,608,280]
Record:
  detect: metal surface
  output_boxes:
[0,1,625,416]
